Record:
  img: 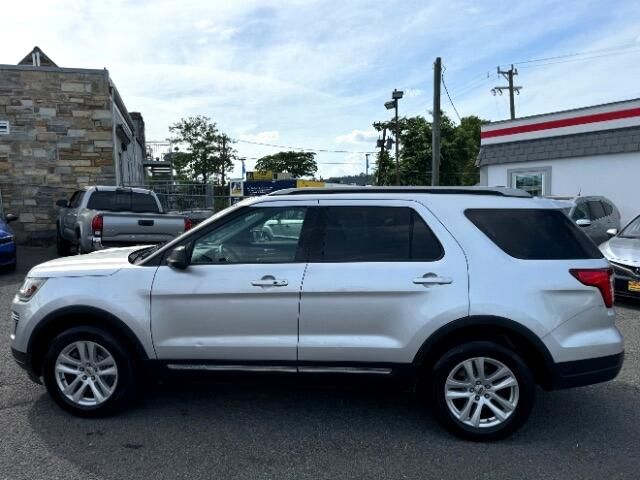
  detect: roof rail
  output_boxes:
[269,186,531,198]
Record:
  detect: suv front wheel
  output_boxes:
[430,341,535,441]
[42,326,137,417]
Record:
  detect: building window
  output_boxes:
[0,121,9,135]
[507,166,551,197]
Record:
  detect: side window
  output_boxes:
[190,207,308,264]
[321,207,443,262]
[69,191,84,208]
[601,201,613,217]
[587,201,606,220]
[571,203,590,221]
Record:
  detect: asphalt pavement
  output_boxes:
[1,247,639,480]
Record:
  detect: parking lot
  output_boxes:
[0,247,638,480]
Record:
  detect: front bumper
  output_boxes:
[11,347,41,384]
[549,352,624,389]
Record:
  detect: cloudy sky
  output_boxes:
[4,0,640,179]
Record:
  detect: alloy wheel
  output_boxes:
[54,341,118,407]
[444,356,519,429]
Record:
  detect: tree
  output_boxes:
[373,113,485,186]
[168,116,234,184]
[255,151,317,178]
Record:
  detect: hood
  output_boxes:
[28,245,151,278]
[600,236,640,267]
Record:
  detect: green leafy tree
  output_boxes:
[255,151,318,178]
[168,116,233,184]
[374,113,485,186]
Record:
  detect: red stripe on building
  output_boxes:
[481,107,640,139]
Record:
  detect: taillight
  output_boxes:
[91,214,103,237]
[184,217,193,231]
[570,268,614,308]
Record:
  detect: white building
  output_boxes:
[478,98,640,223]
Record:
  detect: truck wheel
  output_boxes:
[56,228,71,256]
[429,341,535,441]
[42,326,137,417]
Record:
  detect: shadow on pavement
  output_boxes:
[27,379,640,480]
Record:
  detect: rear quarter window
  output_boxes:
[465,208,603,260]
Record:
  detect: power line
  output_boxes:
[510,43,640,66]
[234,138,375,154]
[441,66,462,122]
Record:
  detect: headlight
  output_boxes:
[17,278,47,302]
[0,235,14,245]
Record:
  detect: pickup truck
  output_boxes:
[55,186,191,255]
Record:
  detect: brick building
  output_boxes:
[0,47,146,244]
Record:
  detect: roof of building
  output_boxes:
[17,46,58,67]
[477,125,640,167]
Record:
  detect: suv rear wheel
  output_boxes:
[42,326,136,417]
[430,341,535,441]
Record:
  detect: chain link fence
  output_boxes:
[124,182,251,224]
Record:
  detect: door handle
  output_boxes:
[251,275,288,287]
[413,273,453,286]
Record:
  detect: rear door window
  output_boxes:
[587,201,606,220]
[318,206,443,262]
[601,201,613,216]
[571,203,590,221]
[465,208,603,260]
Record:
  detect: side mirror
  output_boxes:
[56,199,68,208]
[576,219,592,228]
[5,213,18,223]
[167,245,189,270]
[606,228,618,238]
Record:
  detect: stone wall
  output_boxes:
[0,66,117,244]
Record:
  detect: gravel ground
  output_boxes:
[0,247,638,480]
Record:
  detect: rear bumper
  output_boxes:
[549,352,624,389]
[11,347,41,384]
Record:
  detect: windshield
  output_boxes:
[619,215,640,238]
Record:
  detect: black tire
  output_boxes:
[429,341,535,441]
[42,326,137,417]
[56,227,71,256]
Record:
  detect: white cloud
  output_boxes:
[404,88,423,98]
[239,131,280,143]
[335,129,378,145]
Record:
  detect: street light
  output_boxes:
[385,89,403,185]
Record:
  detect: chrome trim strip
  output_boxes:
[166,364,297,373]
[165,365,393,375]
[299,367,392,375]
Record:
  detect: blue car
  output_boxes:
[0,213,18,271]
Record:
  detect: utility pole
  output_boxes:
[373,122,388,185]
[432,57,441,186]
[394,98,400,186]
[384,89,404,186]
[220,134,227,186]
[492,64,522,119]
[365,153,370,185]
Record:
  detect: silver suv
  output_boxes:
[10,187,624,441]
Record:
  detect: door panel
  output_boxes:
[298,200,469,365]
[150,202,316,361]
[151,263,305,360]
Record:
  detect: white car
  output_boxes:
[10,187,623,441]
